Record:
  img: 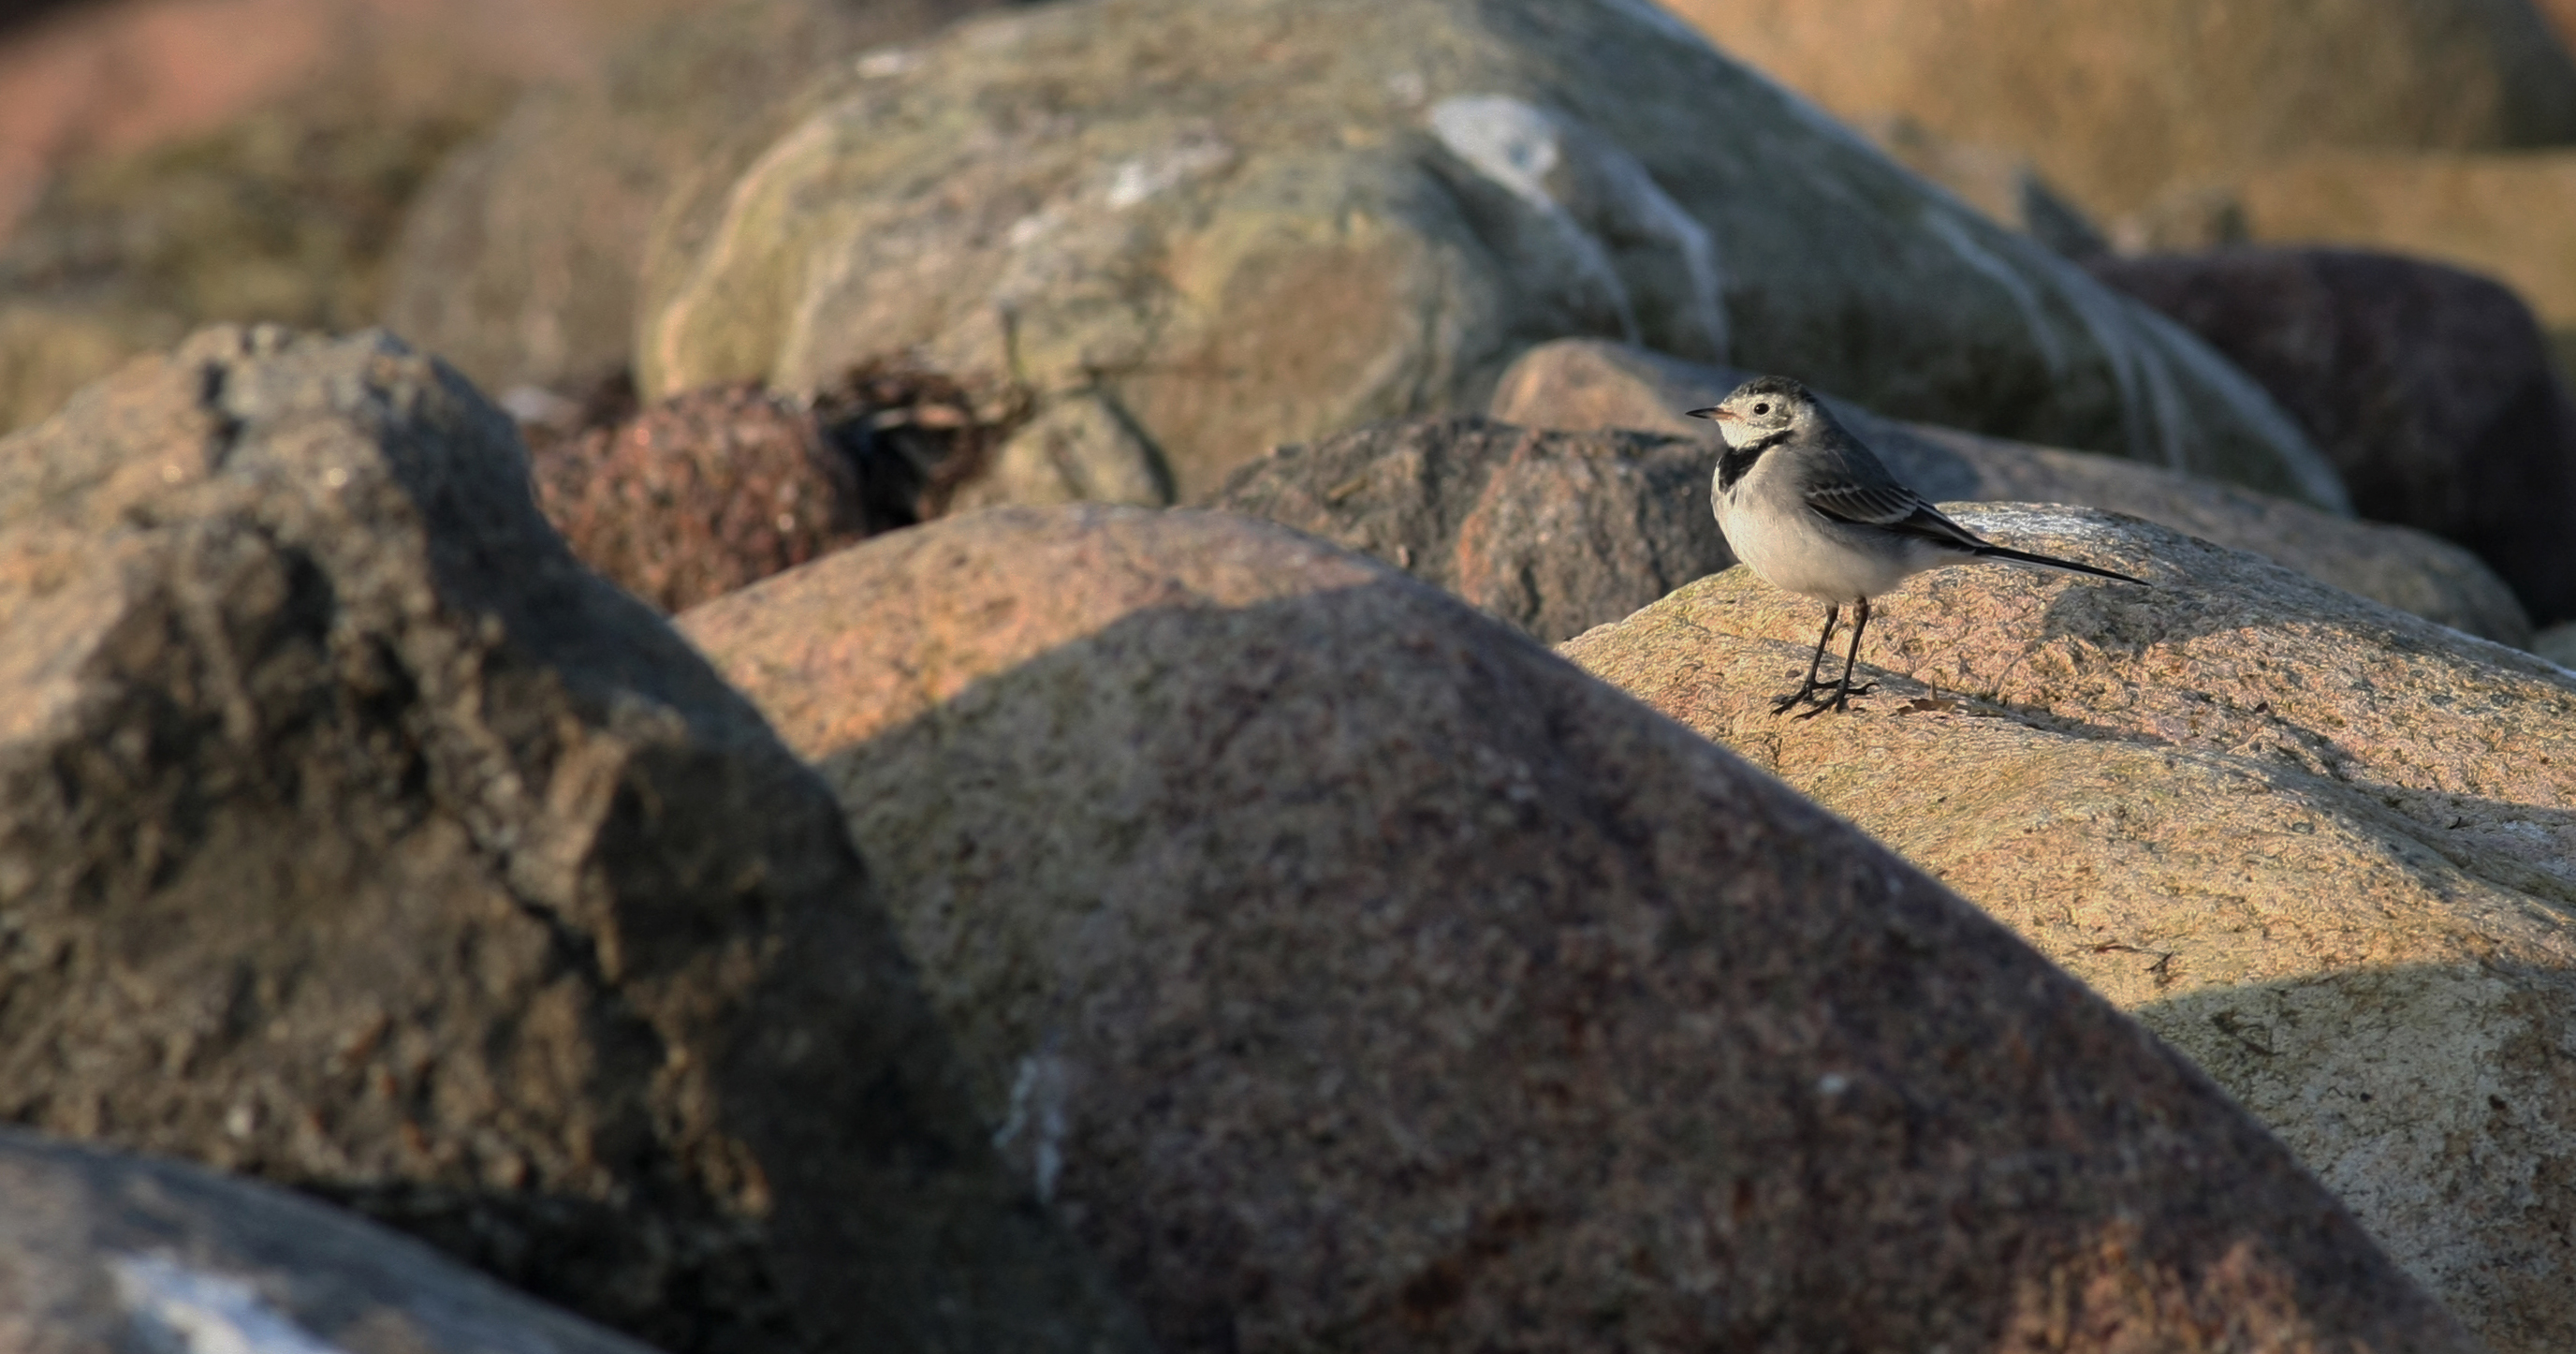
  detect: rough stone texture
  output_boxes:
[0,83,504,435]
[675,503,2476,1354]
[383,0,1020,397]
[637,0,2342,508]
[527,363,1032,611]
[0,1127,657,1354]
[0,326,1149,1354]
[1477,337,2528,642]
[528,382,866,613]
[1559,505,2576,1354]
[2088,245,2576,625]
[1207,418,1728,643]
[1662,0,2576,219]
[946,390,1173,512]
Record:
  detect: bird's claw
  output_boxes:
[1783,679,1877,719]
[1770,684,1828,714]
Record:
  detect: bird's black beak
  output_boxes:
[1686,406,1736,423]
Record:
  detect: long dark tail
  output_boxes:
[1972,542,2147,585]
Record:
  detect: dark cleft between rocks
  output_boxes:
[520,360,1031,613]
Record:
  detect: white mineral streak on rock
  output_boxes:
[993,1045,1073,1203]
[1008,206,1066,248]
[1430,95,1727,357]
[112,1254,350,1354]
[1925,210,2068,376]
[1105,135,1237,210]
[1431,96,1642,346]
[1590,144,1731,361]
[854,48,923,80]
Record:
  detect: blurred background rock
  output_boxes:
[0,0,1025,433]
[1668,0,2576,413]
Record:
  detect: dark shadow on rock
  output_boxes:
[0,329,1150,1354]
[802,569,2471,1353]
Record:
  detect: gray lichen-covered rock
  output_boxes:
[1561,506,2576,1354]
[0,325,1148,1354]
[1487,336,2530,643]
[636,0,2341,507]
[0,1128,658,1354]
[676,504,2476,1354]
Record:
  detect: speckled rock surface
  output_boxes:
[529,380,863,612]
[1489,337,2528,644]
[0,326,1147,1354]
[0,1128,657,1354]
[1560,504,2576,1354]
[636,0,2340,507]
[676,503,2474,1354]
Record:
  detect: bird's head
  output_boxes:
[1687,375,1822,451]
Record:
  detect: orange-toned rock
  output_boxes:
[677,503,2476,1354]
[1663,0,2576,218]
[1562,505,2576,1354]
[2217,150,2576,339]
[0,0,714,241]
[0,0,724,432]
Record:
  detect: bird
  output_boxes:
[1689,375,2144,718]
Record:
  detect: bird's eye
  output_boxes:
[1752,402,1770,416]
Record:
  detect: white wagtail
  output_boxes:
[1689,375,2144,717]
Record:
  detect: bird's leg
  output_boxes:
[1771,604,1840,714]
[1797,596,1880,719]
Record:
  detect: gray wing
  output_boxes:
[1794,425,1991,552]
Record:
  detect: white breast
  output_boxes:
[1712,455,1946,603]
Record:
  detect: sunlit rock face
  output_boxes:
[636,0,2340,508]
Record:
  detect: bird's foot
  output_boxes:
[1769,682,1830,714]
[1791,679,1878,720]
